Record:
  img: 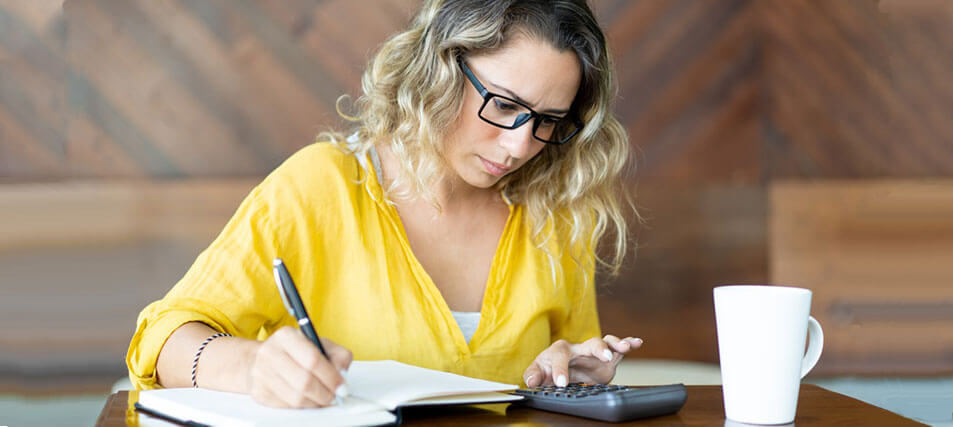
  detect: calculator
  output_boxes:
[511,382,687,422]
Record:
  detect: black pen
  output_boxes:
[272,258,347,402]
[272,258,329,357]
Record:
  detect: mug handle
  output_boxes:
[800,316,824,379]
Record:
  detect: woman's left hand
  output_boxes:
[522,335,643,388]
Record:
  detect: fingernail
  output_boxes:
[603,349,613,362]
[556,375,567,387]
[634,338,643,345]
[525,374,536,385]
[335,383,349,399]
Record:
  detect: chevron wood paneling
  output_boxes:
[2,1,951,178]
[0,0,421,178]
[763,0,953,178]
[608,0,762,183]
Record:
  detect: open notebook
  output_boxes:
[136,360,523,426]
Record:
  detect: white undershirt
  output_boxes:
[450,311,482,343]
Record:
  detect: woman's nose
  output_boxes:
[500,121,540,160]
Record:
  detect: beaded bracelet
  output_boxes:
[192,332,231,388]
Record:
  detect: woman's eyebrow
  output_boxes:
[488,80,570,115]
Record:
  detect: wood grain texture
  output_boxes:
[96,386,929,427]
[0,0,435,177]
[0,179,257,389]
[771,181,953,374]
[600,182,767,362]
[6,1,950,179]
[762,0,953,178]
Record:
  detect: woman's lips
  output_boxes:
[480,156,511,177]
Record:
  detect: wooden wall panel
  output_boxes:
[771,181,953,374]
[599,183,767,362]
[609,0,762,183]
[763,0,953,178]
[0,180,258,391]
[2,1,951,179]
[0,0,768,180]
[0,0,421,178]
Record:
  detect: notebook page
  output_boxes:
[138,388,394,427]
[401,391,523,407]
[346,360,519,410]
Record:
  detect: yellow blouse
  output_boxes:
[126,142,600,390]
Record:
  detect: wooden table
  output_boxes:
[96,384,926,426]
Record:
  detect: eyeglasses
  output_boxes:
[458,58,584,145]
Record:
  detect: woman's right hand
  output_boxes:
[247,326,353,408]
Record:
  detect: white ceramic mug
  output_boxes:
[713,285,824,425]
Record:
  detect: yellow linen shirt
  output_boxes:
[126,142,601,390]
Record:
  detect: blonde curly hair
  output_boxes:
[321,0,635,276]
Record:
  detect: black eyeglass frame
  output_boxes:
[458,58,584,145]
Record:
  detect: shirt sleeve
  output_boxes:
[125,180,286,390]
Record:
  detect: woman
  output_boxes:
[127,0,641,408]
